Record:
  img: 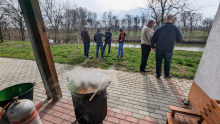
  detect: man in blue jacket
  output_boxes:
[94,27,106,58]
[151,15,183,78]
[103,29,112,54]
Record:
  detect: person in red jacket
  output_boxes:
[117,29,126,58]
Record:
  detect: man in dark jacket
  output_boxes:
[117,29,126,58]
[103,29,112,54]
[81,25,92,57]
[151,15,183,78]
[94,27,106,58]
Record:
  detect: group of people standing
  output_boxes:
[81,14,183,79]
[81,26,126,58]
[140,14,183,78]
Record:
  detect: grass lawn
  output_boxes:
[50,30,208,40]
[0,40,203,79]
[110,31,142,37]
[181,31,208,36]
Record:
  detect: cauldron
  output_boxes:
[68,79,110,124]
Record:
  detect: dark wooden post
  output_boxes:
[18,0,62,101]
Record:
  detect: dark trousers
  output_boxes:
[84,42,90,57]
[96,43,104,58]
[103,42,111,54]
[140,44,151,70]
[156,50,173,76]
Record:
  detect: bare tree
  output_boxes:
[87,12,98,31]
[146,0,192,26]
[194,13,202,30]
[107,11,113,29]
[125,14,133,35]
[112,16,120,34]
[0,0,6,42]
[140,13,148,28]
[4,19,11,40]
[78,7,88,29]
[86,11,93,28]
[95,20,101,29]
[0,16,10,42]
[180,12,188,33]
[92,13,98,29]
[121,18,127,29]
[102,12,107,30]
[41,0,64,43]
[133,15,140,36]
[63,4,79,43]
[202,17,214,37]
[0,16,4,42]
[3,0,26,41]
[187,11,196,34]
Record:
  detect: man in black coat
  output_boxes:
[103,29,112,54]
[81,25,92,57]
[151,15,183,78]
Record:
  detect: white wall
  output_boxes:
[194,4,220,100]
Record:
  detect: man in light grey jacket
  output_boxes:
[94,27,106,58]
[140,20,155,72]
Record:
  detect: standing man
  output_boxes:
[94,27,106,58]
[151,15,183,78]
[81,25,92,57]
[140,20,155,72]
[117,29,126,58]
[103,29,112,54]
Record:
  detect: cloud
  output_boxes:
[66,0,146,12]
[59,0,219,18]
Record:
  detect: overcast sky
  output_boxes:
[65,0,219,18]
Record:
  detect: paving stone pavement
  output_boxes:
[0,57,194,124]
[0,57,70,91]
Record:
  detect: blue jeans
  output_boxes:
[156,51,173,76]
[96,43,104,58]
[84,42,90,57]
[117,42,124,56]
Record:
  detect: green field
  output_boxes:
[181,31,209,36]
[110,31,142,37]
[0,40,203,79]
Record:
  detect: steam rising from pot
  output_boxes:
[68,67,110,88]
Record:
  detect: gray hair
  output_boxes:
[147,20,155,25]
[84,25,88,29]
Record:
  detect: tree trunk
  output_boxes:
[21,29,25,41]
[8,32,10,40]
[54,32,57,43]
[20,21,25,41]
[161,6,164,25]
[0,28,3,43]
[0,22,3,43]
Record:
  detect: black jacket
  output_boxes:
[151,22,183,51]
[81,29,90,43]
[118,31,126,43]
[94,32,105,43]
[105,32,112,42]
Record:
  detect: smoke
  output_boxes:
[68,67,110,88]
